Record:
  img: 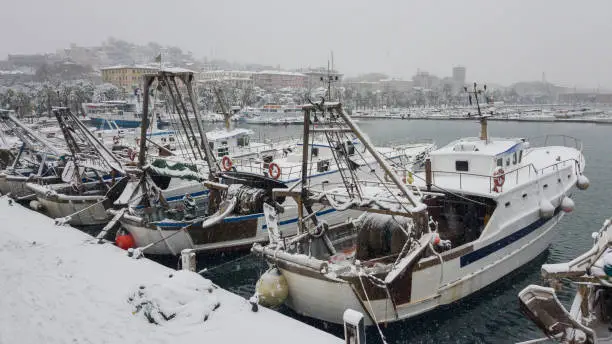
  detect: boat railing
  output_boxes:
[528,134,583,153]
[408,158,581,193]
[230,157,331,182]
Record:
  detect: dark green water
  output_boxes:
[158,119,612,344]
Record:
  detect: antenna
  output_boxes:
[464,82,489,142]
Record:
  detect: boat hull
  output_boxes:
[120,205,357,255]
[278,210,565,325]
[0,175,61,199]
[90,117,141,128]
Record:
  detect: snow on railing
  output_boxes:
[407,158,581,194]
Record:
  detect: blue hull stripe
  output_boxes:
[460,207,561,267]
[164,190,209,202]
[153,207,337,230]
[134,190,210,210]
[90,118,141,128]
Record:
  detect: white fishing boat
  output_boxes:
[106,70,358,255]
[519,218,612,344]
[252,85,589,326]
[26,107,127,226]
[0,110,66,199]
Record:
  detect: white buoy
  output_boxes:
[576,175,590,190]
[539,199,555,218]
[29,200,43,211]
[561,196,575,213]
[255,268,289,308]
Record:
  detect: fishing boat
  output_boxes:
[105,70,359,255]
[252,84,589,326]
[0,109,66,199]
[26,107,127,226]
[519,218,612,344]
[83,100,143,128]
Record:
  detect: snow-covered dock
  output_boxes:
[0,196,341,344]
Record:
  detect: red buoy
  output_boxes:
[115,234,135,250]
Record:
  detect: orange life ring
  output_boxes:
[268,162,281,180]
[493,168,505,192]
[222,156,233,171]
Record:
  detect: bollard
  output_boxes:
[181,249,196,272]
[343,309,365,344]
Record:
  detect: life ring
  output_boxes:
[127,148,137,161]
[222,156,233,171]
[268,162,281,180]
[493,168,505,192]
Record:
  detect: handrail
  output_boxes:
[527,134,583,153]
[407,157,581,193]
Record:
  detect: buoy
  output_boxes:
[222,156,233,171]
[255,268,289,308]
[116,234,135,250]
[604,252,612,277]
[539,199,555,219]
[268,162,281,180]
[561,196,575,213]
[576,175,590,190]
[29,200,43,211]
[431,233,441,245]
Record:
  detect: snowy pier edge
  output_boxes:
[0,196,341,344]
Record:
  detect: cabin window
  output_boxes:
[169,137,175,142]
[518,150,523,163]
[496,158,503,167]
[221,140,228,146]
[217,147,229,157]
[506,158,510,166]
[237,136,249,147]
[512,152,517,165]
[455,160,469,172]
[317,159,330,172]
[311,147,319,157]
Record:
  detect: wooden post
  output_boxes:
[425,158,432,191]
[181,249,196,272]
[480,117,488,141]
[138,75,154,167]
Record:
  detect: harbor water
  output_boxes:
[158,119,612,343]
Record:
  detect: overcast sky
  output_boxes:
[1,0,611,88]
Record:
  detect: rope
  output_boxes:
[357,271,388,344]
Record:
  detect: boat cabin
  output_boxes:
[430,137,527,176]
[206,128,253,158]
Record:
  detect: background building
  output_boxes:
[452,66,466,92]
[100,65,159,90]
[253,70,307,90]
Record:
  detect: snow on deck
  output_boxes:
[0,196,341,344]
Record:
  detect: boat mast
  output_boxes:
[465,82,488,142]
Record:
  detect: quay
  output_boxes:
[0,196,342,344]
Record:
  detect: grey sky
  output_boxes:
[2,0,611,88]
